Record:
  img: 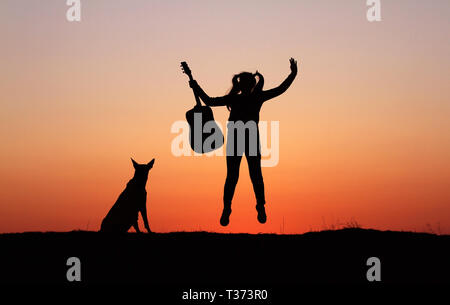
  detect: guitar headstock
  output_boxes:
[180,61,193,79]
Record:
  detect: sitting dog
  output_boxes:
[100,158,155,233]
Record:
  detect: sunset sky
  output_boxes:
[1,0,449,234]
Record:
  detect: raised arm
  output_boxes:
[261,58,298,102]
[253,71,264,93]
[189,80,231,107]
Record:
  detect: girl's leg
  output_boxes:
[246,127,265,205]
[224,155,242,204]
[246,155,267,223]
[246,155,266,205]
[221,155,242,226]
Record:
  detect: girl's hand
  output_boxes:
[289,57,298,74]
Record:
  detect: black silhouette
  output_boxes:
[188,58,298,226]
[100,158,155,233]
[2,229,449,285]
[181,62,224,153]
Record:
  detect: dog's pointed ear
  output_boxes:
[131,158,139,169]
[148,158,155,168]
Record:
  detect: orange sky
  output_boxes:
[1,0,449,234]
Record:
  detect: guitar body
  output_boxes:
[181,61,224,154]
[186,105,224,153]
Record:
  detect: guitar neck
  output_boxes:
[188,74,202,107]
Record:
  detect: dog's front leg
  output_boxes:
[133,221,141,233]
[141,206,151,233]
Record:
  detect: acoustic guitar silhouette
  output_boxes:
[181,61,224,153]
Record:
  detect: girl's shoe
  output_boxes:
[256,204,267,224]
[220,207,232,226]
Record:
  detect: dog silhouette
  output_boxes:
[100,158,155,233]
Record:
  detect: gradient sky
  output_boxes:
[1,0,449,234]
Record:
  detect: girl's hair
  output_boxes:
[225,72,262,111]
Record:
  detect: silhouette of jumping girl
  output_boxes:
[189,58,298,226]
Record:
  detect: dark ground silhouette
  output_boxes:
[0,228,449,285]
